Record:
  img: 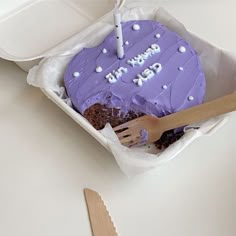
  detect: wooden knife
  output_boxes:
[84,188,118,236]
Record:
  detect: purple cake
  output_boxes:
[64,20,206,148]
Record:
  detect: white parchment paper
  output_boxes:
[27,6,236,176]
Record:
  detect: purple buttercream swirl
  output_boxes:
[64,20,206,119]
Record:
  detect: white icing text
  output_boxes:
[127,44,160,67]
[105,67,128,83]
[133,63,162,87]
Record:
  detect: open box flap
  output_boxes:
[0,0,115,61]
[0,0,164,61]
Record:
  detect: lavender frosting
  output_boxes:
[64,20,206,117]
[140,129,149,144]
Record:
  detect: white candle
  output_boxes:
[114,5,124,59]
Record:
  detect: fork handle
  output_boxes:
[161,92,236,131]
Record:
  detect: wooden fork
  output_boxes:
[113,92,236,146]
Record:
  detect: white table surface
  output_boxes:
[0,1,235,236]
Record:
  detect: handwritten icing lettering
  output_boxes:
[136,55,145,65]
[105,44,162,86]
[142,69,155,80]
[127,58,136,67]
[133,74,145,86]
[113,67,128,79]
[149,63,162,74]
[127,44,160,67]
[133,62,162,86]
[150,44,161,53]
[106,73,117,83]
[127,55,145,67]
[105,67,128,83]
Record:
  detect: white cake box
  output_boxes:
[1,0,236,176]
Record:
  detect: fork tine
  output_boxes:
[117,129,132,138]
[120,135,140,144]
[128,139,142,148]
[113,119,138,132]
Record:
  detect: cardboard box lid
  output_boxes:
[0,0,163,62]
[0,0,119,61]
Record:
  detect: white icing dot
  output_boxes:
[155,33,161,38]
[188,96,194,101]
[73,72,80,78]
[178,46,186,53]
[125,41,129,45]
[102,48,107,54]
[162,85,168,90]
[178,66,184,71]
[96,66,103,73]
[132,24,140,31]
